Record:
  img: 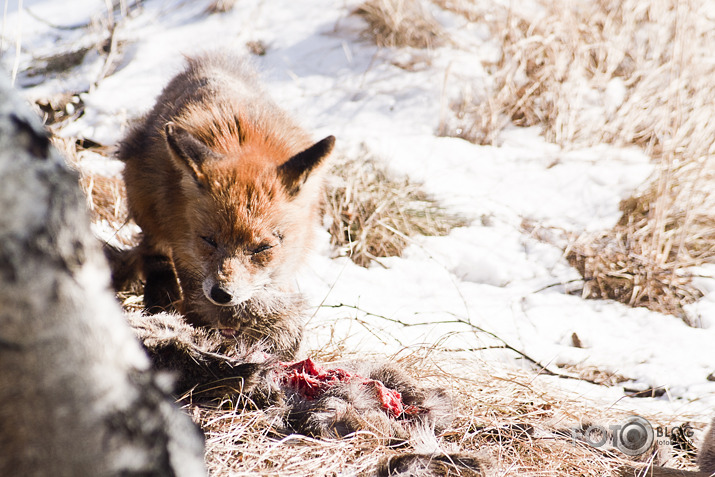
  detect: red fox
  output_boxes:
[118,52,334,358]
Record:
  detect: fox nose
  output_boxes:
[209,284,233,305]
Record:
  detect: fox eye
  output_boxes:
[252,244,274,255]
[201,236,218,248]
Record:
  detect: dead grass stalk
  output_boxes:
[355,0,446,49]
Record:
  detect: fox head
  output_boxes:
[163,121,334,331]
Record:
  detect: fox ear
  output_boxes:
[278,135,335,196]
[164,122,221,186]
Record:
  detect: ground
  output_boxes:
[3,0,715,475]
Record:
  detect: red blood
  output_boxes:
[368,379,404,418]
[278,358,408,418]
[280,358,352,400]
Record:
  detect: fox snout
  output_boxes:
[202,278,252,307]
[207,282,233,305]
[202,255,270,307]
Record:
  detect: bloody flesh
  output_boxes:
[279,358,412,418]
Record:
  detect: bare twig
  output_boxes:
[321,302,613,386]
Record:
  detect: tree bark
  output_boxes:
[0,74,206,476]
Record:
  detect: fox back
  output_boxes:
[119,52,334,357]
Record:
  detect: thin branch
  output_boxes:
[24,7,91,30]
[321,303,608,386]
[531,278,583,294]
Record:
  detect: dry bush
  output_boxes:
[324,149,468,267]
[355,0,446,49]
[438,0,715,321]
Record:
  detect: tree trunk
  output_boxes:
[0,74,206,476]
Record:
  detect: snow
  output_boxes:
[6,0,714,423]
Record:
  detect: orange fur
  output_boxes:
[118,52,334,358]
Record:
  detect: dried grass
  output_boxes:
[355,0,446,49]
[79,171,128,228]
[437,0,715,321]
[53,137,134,248]
[324,148,468,267]
[204,0,237,15]
[198,347,703,476]
[438,0,715,148]
[566,174,715,323]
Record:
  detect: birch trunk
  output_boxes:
[0,74,206,476]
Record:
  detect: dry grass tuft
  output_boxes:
[438,0,715,321]
[324,148,468,267]
[245,40,267,56]
[355,0,446,49]
[567,230,702,322]
[566,160,715,323]
[205,0,238,15]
